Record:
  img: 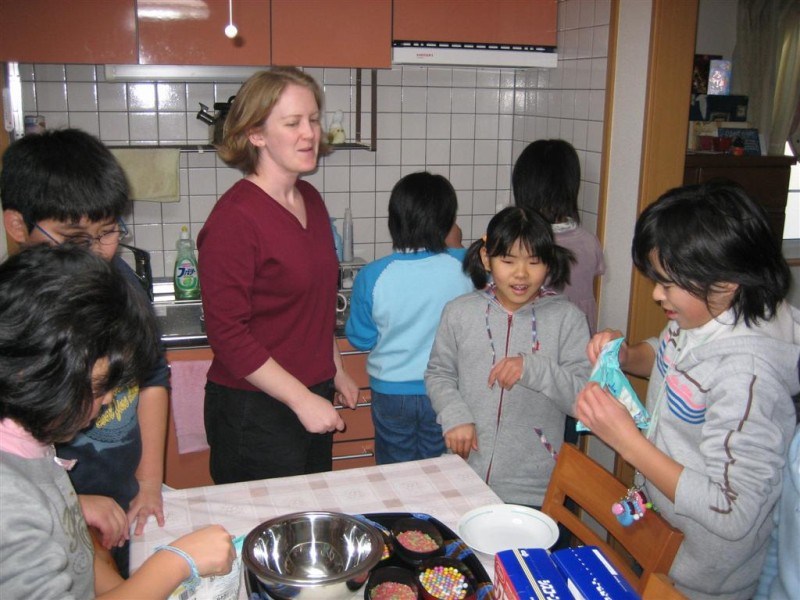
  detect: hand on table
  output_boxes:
[128,480,165,537]
[168,525,236,578]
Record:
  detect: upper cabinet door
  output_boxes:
[393,0,557,47]
[271,0,391,68]
[138,0,271,65]
[0,0,137,63]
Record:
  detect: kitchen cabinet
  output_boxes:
[683,154,796,245]
[137,0,271,65]
[163,340,375,488]
[333,339,376,470]
[393,0,557,48]
[0,0,137,64]
[271,0,391,68]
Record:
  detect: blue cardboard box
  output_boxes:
[550,546,640,599]
[494,548,572,600]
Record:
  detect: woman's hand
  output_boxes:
[79,494,129,548]
[444,424,478,460]
[168,525,236,578]
[488,356,523,390]
[296,394,346,433]
[586,329,625,365]
[333,369,359,409]
[574,381,640,452]
[127,481,165,537]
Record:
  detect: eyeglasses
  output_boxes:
[34,220,130,248]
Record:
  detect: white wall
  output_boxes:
[695,0,738,59]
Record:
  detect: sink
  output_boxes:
[152,301,205,345]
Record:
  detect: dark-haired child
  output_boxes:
[1,128,170,575]
[513,139,605,333]
[576,182,800,600]
[346,172,473,464]
[0,244,234,598]
[425,206,591,505]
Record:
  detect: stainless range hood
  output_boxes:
[392,41,557,69]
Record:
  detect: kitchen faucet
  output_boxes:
[120,243,153,302]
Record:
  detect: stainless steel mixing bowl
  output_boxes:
[243,511,384,599]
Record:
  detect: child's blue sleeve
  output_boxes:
[345,266,378,350]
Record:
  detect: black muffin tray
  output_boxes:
[245,512,494,600]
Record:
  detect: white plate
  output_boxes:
[457,504,559,556]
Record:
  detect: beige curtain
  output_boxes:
[732,0,800,155]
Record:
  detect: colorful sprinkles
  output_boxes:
[371,581,418,600]
[419,565,469,600]
[396,530,439,552]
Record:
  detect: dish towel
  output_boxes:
[169,359,211,454]
[110,148,180,203]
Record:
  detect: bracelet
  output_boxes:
[155,544,201,593]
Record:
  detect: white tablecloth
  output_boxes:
[131,454,503,598]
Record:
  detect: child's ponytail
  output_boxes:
[463,237,489,288]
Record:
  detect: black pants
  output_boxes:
[204,379,335,484]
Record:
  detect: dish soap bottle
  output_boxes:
[342,207,353,262]
[331,217,343,261]
[174,225,200,300]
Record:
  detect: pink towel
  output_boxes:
[169,360,211,454]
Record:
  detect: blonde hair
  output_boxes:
[217,67,326,175]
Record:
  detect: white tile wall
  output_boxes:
[16,0,608,278]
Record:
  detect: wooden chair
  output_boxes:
[642,573,688,599]
[541,443,684,594]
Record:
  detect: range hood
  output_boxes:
[392,41,557,69]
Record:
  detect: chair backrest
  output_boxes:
[642,573,688,599]
[541,443,684,594]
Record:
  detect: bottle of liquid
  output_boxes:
[330,217,343,261]
[174,225,200,300]
[342,207,354,262]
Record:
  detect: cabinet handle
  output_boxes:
[332,449,375,461]
[335,401,371,410]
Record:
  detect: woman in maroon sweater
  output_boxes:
[198,67,359,484]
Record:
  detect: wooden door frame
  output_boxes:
[606,0,699,482]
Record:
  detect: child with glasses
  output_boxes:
[0,129,170,577]
[0,244,235,598]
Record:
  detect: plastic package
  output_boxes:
[577,338,649,432]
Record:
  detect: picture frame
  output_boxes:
[717,127,761,156]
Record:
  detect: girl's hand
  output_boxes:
[444,424,478,460]
[333,369,359,409]
[79,494,129,548]
[127,481,165,537]
[488,356,523,390]
[169,525,236,578]
[586,329,625,364]
[574,381,640,452]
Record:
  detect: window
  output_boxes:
[785,142,799,240]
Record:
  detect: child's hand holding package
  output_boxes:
[577,338,649,433]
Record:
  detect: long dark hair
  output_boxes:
[0,245,159,443]
[633,182,790,325]
[464,206,574,289]
[512,139,580,224]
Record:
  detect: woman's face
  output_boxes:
[481,239,549,313]
[249,83,321,176]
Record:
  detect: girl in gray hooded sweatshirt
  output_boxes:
[425,206,591,507]
[576,182,800,600]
